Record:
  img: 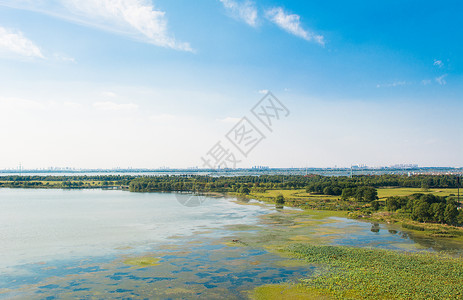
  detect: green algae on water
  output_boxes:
[123,256,161,267]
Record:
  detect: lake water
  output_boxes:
[0,189,271,268]
[1,189,462,299]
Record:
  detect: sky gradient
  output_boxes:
[0,0,461,169]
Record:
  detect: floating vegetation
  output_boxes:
[273,259,309,268]
[162,287,198,296]
[284,244,463,299]
[250,283,330,300]
[224,224,262,231]
[114,245,134,250]
[289,236,312,242]
[123,256,161,267]
[192,230,214,235]
[223,240,247,247]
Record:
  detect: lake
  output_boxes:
[1,189,462,299]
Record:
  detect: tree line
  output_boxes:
[386,193,462,226]
[1,174,460,192]
[1,174,461,226]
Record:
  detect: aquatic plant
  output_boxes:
[123,256,161,267]
[285,244,463,299]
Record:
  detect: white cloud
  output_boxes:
[219,0,258,27]
[433,59,443,68]
[0,26,44,58]
[150,113,176,122]
[435,74,447,85]
[258,89,269,94]
[217,116,241,123]
[0,97,84,111]
[0,0,192,51]
[53,53,76,63]
[93,101,138,111]
[101,91,118,98]
[265,7,324,45]
[63,101,81,109]
[0,96,46,110]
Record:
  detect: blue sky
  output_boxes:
[0,0,461,169]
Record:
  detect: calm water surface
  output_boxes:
[0,189,270,269]
[0,189,461,299]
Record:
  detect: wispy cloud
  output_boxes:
[421,79,432,85]
[376,81,408,88]
[0,26,44,58]
[0,0,192,51]
[93,101,138,111]
[433,59,443,68]
[0,97,84,111]
[219,0,258,27]
[435,74,447,85]
[0,96,46,110]
[265,7,324,45]
[258,89,269,94]
[101,91,118,98]
[53,53,76,63]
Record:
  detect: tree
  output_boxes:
[386,197,400,211]
[332,187,342,196]
[363,187,378,202]
[421,181,429,191]
[457,210,463,225]
[323,186,334,195]
[342,188,355,200]
[412,200,430,222]
[371,200,379,211]
[444,203,458,225]
[430,202,445,223]
[355,187,378,202]
[275,194,285,205]
[239,186,250,195]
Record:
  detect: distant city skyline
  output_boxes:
[4,163,462,172]
[0,1,462,169]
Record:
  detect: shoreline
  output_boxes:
[1,183,462,240]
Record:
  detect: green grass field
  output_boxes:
[377,187,460,199]
[250,187,460,202]
[250,189,338,201]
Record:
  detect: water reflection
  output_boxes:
[370,223,380,233]
[316,216,463,255]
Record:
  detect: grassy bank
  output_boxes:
[252,244,463,299]
[243,187,459,209]
[362,211,463,240]
[236,188,463,238]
